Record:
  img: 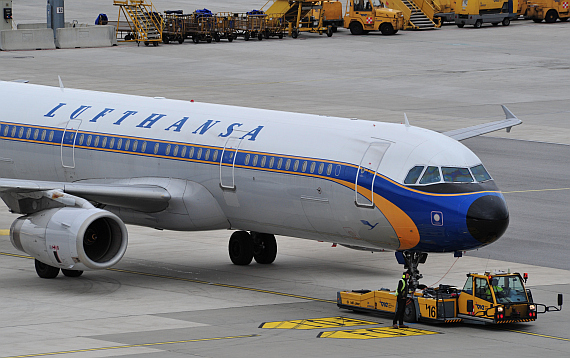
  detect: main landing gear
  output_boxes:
[34,259,83,279]
[228,231,277,265]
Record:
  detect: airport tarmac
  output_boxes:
[1,1,570,357]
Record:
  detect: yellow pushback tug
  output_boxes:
[338,271,563,325]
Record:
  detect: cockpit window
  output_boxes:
[404,166,424,184]
[442,167,474,183]
[419,166,441,184]
[470,164,492,182]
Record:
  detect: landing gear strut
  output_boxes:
[396,251,428,291]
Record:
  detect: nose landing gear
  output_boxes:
[396,251,428,291]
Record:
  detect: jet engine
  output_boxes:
[10,207,128,271]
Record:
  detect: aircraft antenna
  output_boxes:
[404,113,410,127]
[58,76,64,91]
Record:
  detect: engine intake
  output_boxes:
[10,207,128,271]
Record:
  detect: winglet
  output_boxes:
[58,76,64,91]
[501,105,517,120]
[404,113,410,127]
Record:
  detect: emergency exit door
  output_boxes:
[61,119,81,168]
[220,136,243,189]
[355,141,390,207]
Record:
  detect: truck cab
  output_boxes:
[344,0,405,35]
[457,272,537,324]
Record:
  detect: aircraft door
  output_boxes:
[220,136,243,190]
[355,141,390,208]
[61,119,81,169]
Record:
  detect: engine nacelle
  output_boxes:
[10,207,128,271]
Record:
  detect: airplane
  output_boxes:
[0,80,521,286]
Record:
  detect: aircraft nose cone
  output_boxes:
[466,195,509,244]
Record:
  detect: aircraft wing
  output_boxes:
[442,105,522,141]
[0,178,170,213]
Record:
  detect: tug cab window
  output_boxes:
[474,277,493,302]
[492,275,528,304]
[404,166,424,184]
[442,167,473,183]
[471,164,492,182]
[419,166,441,184]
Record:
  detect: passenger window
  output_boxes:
[141,141,147,152]
[318,163,324,175]
[212,150,218,162]
[41,130,47,141]
[33,129,39,140]
[153,143,159,154]
[116,138,122,150]
[197,148,202,159]
[471,164,492,182]
[181,146,187,157]
[327,164,333,175]
[261,156,266,167]
[26,128,31,139]
[301,161,307,172]
[269,157,274,168]
[442,167,473,183]
[277,158,283,169]
[419,166,441,184]
[173,145,179,156]
[404,166,424,184]
[285,159,291,170]
[109,138,115,149]
[293,160,299,171]
[189,147,194,158]
[2,126,8,136]
[244,154,250,165]
[310,162,316,173]
[102,137,107,148]
[124,140,130,151]
[204,149,210,160]
[165,144,171,155]
[252,155,258,166]
[132,140,138,151]
[94,136,99,147]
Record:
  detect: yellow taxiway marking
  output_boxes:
[1,334,259,358]
[0,229,10,236]
[505,329,570,342]
[0,251,335,304]
[317,326,440,339]
[503,187,570,194]
[259,316,380,330]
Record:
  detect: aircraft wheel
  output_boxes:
[229,231,254,265]
[474,20,482,28]
[35,259,60,279]
[502,18,510,26]
[252,233,277,264]
[404,299,417,322]
[62,269,84,278]
[457,23,464,28]
[545,10,558,23]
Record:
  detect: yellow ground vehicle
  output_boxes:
[344,0,405,35]
[454,0,518,28]
[521,0,570,22]
[338,271,563,324]
[311,1,344,31]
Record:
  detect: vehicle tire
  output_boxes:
[245,32,250,41]
[35,259,60,279]
[492,22,499,26]
[228,34,234,42]
[192,35,199,43]
[252,233,277,265]
[264,30,270,39]
[327,26,333,37]
[153,41,159,47]
[502,18,510,26]
[258,32,263,40]
[349,21,364,35]
[545,10,558,23]
[532,18,543,23]
[62,269,84,277]
[125,33,132,41]
[474,20,482,28]
[393,30,398,34]
[457,23,464,28]
[278,33,284,39]
[332,25,338,32]
[144,41,150,46]
[403,299,417,322]
[291,29,299,38]
[214,33,220,42]
[559,17,569,22]
[162,36,170,44]
[229,231,254,265]
[380,22,395,35]
[178,37,184,44]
